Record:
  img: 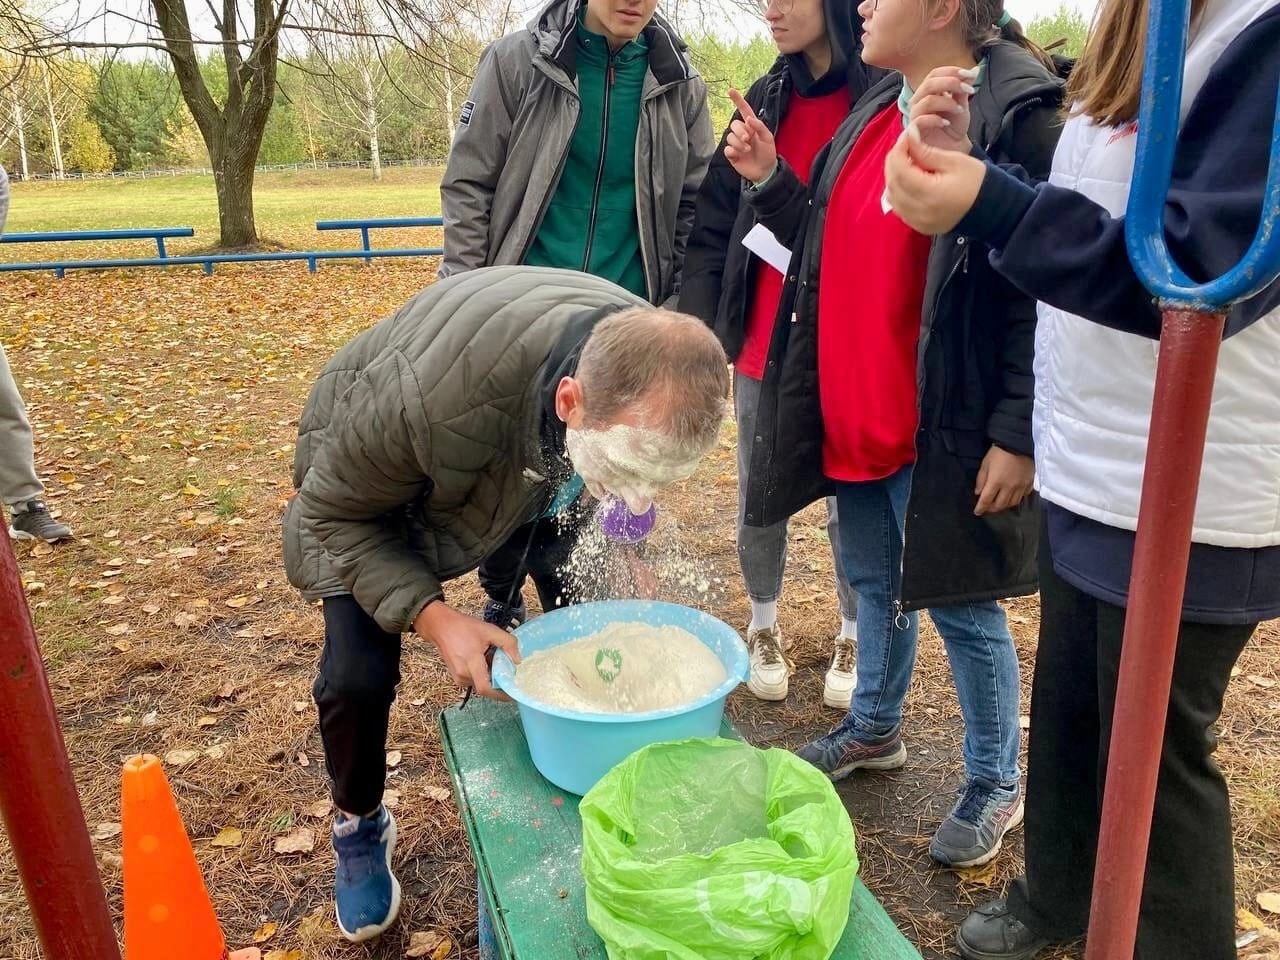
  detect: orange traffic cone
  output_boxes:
[122,755,261,960]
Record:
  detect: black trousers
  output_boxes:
[1007,526,1254,959]
[477,497,591,610]
[314,510,587,814]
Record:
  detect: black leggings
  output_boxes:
[1007,526,1254,959]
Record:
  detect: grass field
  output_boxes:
[1,169,1277,960]
[4,167,446,255]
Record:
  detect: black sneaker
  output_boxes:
[957,900,1049,960]
[482,598,526,630]
[9,501,72,543]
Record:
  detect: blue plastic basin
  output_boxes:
[492,600,748,796]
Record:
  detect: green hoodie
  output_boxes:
[523,15,648,298]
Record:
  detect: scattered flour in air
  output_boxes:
[514,622,727,713]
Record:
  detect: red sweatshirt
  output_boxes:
[818,104,932,481]
[737,87,852,380]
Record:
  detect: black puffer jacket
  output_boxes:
[741,42,1065,610]
[678,2,886,354]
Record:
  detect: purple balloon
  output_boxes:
[597,497,657,544]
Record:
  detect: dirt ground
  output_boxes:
[1,260,1277,959]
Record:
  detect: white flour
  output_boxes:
[514,622,727,713]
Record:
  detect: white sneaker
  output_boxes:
[822,636,857,710]
[747,625,791,701]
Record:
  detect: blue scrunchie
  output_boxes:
[997,9,1012,28]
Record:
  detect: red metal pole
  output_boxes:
[0,524,123,959]
[1084,307,1226,960]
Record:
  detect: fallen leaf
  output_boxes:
[141,603,162,615]
[386,750,403,768]
[181,483,203,496]
[1247,675,1277,689]
[234,627,261,639]
[273,827,315,855]
[1259,892,1280,915]
[252,921,278,943]
[225,595,251,608]
[217,681,237,699]
[32,542,54,557]
[293,700,308,713]
[383,789,401,808]
[264,951,303,960]
[99,851,124,869]
[1018,715,1031,730]
[210,827,243,848]
[106,623,130,636]
[302,799,331,819]
[141,710,158,726]
[101,595,125,606]
[164,749,201,767]
[106,557,125,567]
[25,580,46,594]
[1239,908,1269,931]
[93,822,122,841]
[205,743,228,760]
[169,546,198,559]
[954,859,1001,889]
[172,612,197,628]
[197,715,218,728]
[424,785,451,803]
[112,639,133,653]
[296,751,310,767]
[406,931,453,959]
[410,698,426,707]
[297,908,329,938]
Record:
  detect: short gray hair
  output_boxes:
[577,307,730,454]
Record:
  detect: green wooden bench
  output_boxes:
[440,699,921,959]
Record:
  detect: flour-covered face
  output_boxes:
[565,424,704,515]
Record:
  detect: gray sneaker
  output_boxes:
[9,501,72,543]
[957,900,1048,960]
[930,777,1024,867]
[796,719,907,779]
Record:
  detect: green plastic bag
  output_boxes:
[581,738,858,960]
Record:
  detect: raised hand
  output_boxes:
[724,89,778,185]
[909,66,979,154]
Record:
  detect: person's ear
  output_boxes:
[555,377,586,428]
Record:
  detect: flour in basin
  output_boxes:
[514,622,727,713]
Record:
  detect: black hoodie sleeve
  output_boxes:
[985,100,1064,457]
[958,7,1280,340]
[679,77,770,328]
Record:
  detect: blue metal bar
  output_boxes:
[0,228,195,244]
[314,217,443,230]
[0,247,444,276]
[361,227,371,265]
[1125,0,1280,307]
[156,237,167,259]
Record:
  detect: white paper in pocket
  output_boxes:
[741,223,793,275]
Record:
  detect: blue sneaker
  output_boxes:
[483,598,527,629]
[796,719,908,780]
[930,777,1024,868]
[332,806,401,942]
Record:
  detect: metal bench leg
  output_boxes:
[156,237,167,259]
[477,872,498,960]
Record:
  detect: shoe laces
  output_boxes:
[831,638,855,674]
[334,817,384,879]
[751,628,785,667]
[953,779,1005,825]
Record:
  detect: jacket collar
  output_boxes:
[529,0,696,86]
[521,303,626,484]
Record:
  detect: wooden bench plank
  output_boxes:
[441,699,920,959]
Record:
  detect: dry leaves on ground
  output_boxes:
[273,827,316,855]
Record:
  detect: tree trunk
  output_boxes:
[363,67,381,181]
[443,52,456,147]
[42,66,64,180]
[210,129,259,247]
[11,96,29,180]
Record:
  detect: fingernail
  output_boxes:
[961,83,977,95]
[958,66,980,80]
[941,118,951,127]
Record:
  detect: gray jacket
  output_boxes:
[282,267,644,633]
[439,0,714,306]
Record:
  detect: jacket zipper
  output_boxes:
[582,50,616,272]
